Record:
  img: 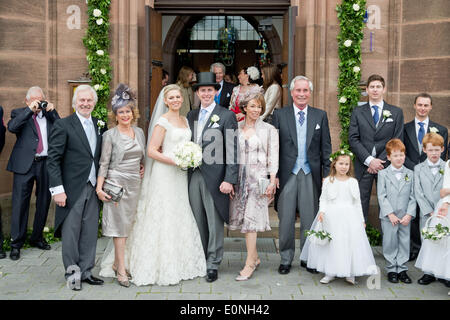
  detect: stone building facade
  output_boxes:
[0,0,448,232]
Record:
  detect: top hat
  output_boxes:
[192,72,221,91]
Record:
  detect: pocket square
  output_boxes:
[227,93,231,97]
[211,123,220,128]
[386,118,394,123]
[315,124,321,130]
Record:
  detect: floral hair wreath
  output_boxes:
[329,149,354,162]
[246,66,260,81]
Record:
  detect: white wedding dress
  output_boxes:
[100,116,206,286]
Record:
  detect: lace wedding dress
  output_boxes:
[100,116,206,286]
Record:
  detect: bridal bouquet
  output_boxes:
[173,141,203,170]
[305,221,332,246]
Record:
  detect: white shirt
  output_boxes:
[415,117,429,152]
[34,111,48,156]
[391,165,404,181]
[364,100,385,167]
[196,101,216,144]
[50,111,95,196]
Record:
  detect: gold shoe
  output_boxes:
[255,259,261,270]
[113,264,132,280]
[117,272,130,288]
[235,264,256,281]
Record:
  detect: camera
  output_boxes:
[38,101,48,110]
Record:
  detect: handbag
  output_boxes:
[102,179,124,202]
[259,177,270,195]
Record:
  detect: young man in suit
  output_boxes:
[403,93,448,261]
[187,72,238,283]
[349,74,404,222]
[210,62,235,109]
[377,139,416,284]
[7,87,60,260]
[0,105,6,259]
[272,75,331,275]
[47,85,106,290]
[413,132,446,286]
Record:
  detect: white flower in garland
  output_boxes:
[344,40,353,47]
[339,96,347,103]
[100,68,107,75]
[93,9,102,17]
[94,84,101,91]
[353,4,360,11]
[96,18,103,25]
[96,49,104,56]
[353,66,360,73]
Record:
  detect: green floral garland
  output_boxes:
[83,0,112,122]
[336,0,366,149]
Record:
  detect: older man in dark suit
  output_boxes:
[47,85,106,290]
[211,62,235,109]
[7,87,60,260]
[272,75,331,275]
[403,93,448,261]
[349,74,404,223]
[0,105,6,259]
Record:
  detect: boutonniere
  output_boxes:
[405,174,410,182]
[382,110,392,120]
[97,120,105,135]
[209,114,220,127]
[439,168,445,175]
[429,127,439,133]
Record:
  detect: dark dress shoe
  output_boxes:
[300,260,319,274]
[206,269,218,283]
[387,272,399,283]
[0,249,5,259]
[408,252,418,261]
[10,248,20,260]
[418,274,435,285]
[278,264,291,275]
[398,271,412,284]
[30,240,51,250]
[438,279,450,288]
[82,275,104,285]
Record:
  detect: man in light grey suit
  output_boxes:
[272,76,331,275]
[187,72,238,283]
[349,74,404,222]
[377,139,416,284]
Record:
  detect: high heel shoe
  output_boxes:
[255,259,261,270]
[117,272,130,288]
[235,264,256,281]
[112,264,132,280]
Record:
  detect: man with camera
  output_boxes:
[7,86,60,260]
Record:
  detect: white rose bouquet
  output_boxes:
[173,141,203,170]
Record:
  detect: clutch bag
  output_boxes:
[103,179,124,202]
[259,177,270,195]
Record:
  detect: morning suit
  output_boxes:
[0,106,6,248]
[272,105,331,265]
[215,81,235,108]
[47,112,105,279]
[187,103,238,270]
[413,159,446,235]
[377,165,416,273]
[7,106,60,249]
[403,118,448,255]
[348,101,404,221]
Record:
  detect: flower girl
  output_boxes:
[300,150,377,285]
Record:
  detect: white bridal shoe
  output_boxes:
[345,277,356,285]
[320,275,335,284]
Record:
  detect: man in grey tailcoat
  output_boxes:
[272,75,331,275]
[187,72,238,283]
[47,85,106,290]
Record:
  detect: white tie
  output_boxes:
[197,108,208,144]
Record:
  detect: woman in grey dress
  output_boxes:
[228,88,279,281]
[96,84,145,287]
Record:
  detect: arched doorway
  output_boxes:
[163,15,282,84]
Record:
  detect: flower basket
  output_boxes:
[305,221,332,246]
[421,215,450,246]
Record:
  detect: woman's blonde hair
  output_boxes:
[176,66,194,88]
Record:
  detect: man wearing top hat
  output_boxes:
[186,72,239,282]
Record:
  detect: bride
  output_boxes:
[100,84,206,286]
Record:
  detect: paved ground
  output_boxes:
[0,237,449,300]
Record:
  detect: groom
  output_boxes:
[187,72,238,282]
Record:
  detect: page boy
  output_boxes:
[414,132,446,285]
[377,139,416,284]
